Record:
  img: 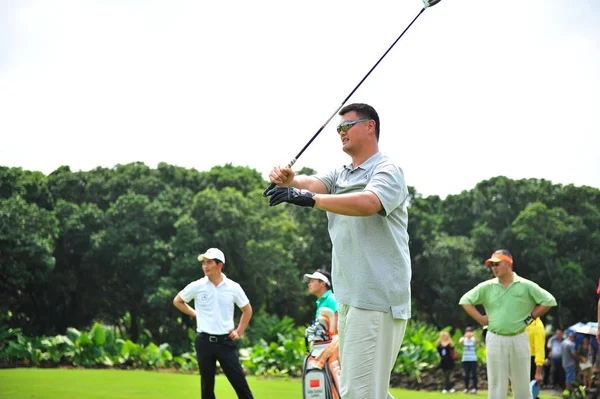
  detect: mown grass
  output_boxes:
[0,368,560,398]
[0,368,444,398]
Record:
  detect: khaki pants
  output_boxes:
[338,304,407,399]
[485,331,531,399]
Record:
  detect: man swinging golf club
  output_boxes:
[267,103,412,399]
[264,2,443,398]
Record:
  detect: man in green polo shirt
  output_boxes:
[459,249,556,399]
[304,269,338,332]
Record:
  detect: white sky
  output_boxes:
[1,0,599,198]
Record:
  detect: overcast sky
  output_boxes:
[1,0,599,198]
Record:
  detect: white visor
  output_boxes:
[303,271,330,287]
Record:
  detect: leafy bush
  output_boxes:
[0,313,487,379]
[241,331,306,377]
[394,321,441,381]
[239,310,298,348]
[0,321,175,370]
[173,351,198,373]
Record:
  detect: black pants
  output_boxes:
[542,360,552,386]
[441,368,453,390]
[195,334,254,399]
[551,358,565,389]
[462,361,478,390]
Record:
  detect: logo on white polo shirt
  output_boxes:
[200,293,209,301]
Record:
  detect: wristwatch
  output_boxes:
[524,314,535,326]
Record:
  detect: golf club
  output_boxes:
[262,0,443,197]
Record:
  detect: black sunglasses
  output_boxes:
[336,119,370,134]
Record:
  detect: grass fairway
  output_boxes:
[0,368,495,399]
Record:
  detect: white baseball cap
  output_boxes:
[198,248,225,263]
[303,271,331,287]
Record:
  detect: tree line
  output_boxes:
[1,163,598,352]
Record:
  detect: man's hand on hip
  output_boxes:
[524,314,535,326]
[478,315,489,327]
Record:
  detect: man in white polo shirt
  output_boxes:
[173,247,254,399]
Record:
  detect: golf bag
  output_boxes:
[302,307,341,399]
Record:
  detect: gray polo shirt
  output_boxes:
[315,152,411,319]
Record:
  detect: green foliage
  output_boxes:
[1,322,175,370]
[394,321,441,381]
[241,332,306,377]
[239,310,299,348]
[0,312,22,362]
[0,195,59,333]
[394,322,487,382]
[173,351,198,373]
[2,162,600,350]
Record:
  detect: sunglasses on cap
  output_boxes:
[336,119,370,134]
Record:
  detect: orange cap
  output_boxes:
[485,253,513,266]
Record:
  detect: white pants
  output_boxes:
[337,304,407,399]
[485,331,531,399]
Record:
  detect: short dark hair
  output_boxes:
[339,103,380,140]
[316,268,332,289]
[494,249,512,258]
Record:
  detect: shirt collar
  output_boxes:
[492,272,521,285]
[219,273,231,287]
[343,152,383,172]
[203,273,230,287]
[316,289,333,305]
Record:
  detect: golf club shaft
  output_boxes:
[263,7,427,197]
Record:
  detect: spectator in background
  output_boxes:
[459,326,479,394]
[542,336,552,387]
[526,317,546,385]
[303,268,338,332]
[561,332,578,395]
[596,278,600,375]
[595,278,600,374]
[547,329,565,389]
[459,249,556,399]
[436,331,456,394]
[597,278,600,345]
[577,335,593,390]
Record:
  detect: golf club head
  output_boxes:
[423,0,442,7]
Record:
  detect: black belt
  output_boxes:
[199,332,231,343]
